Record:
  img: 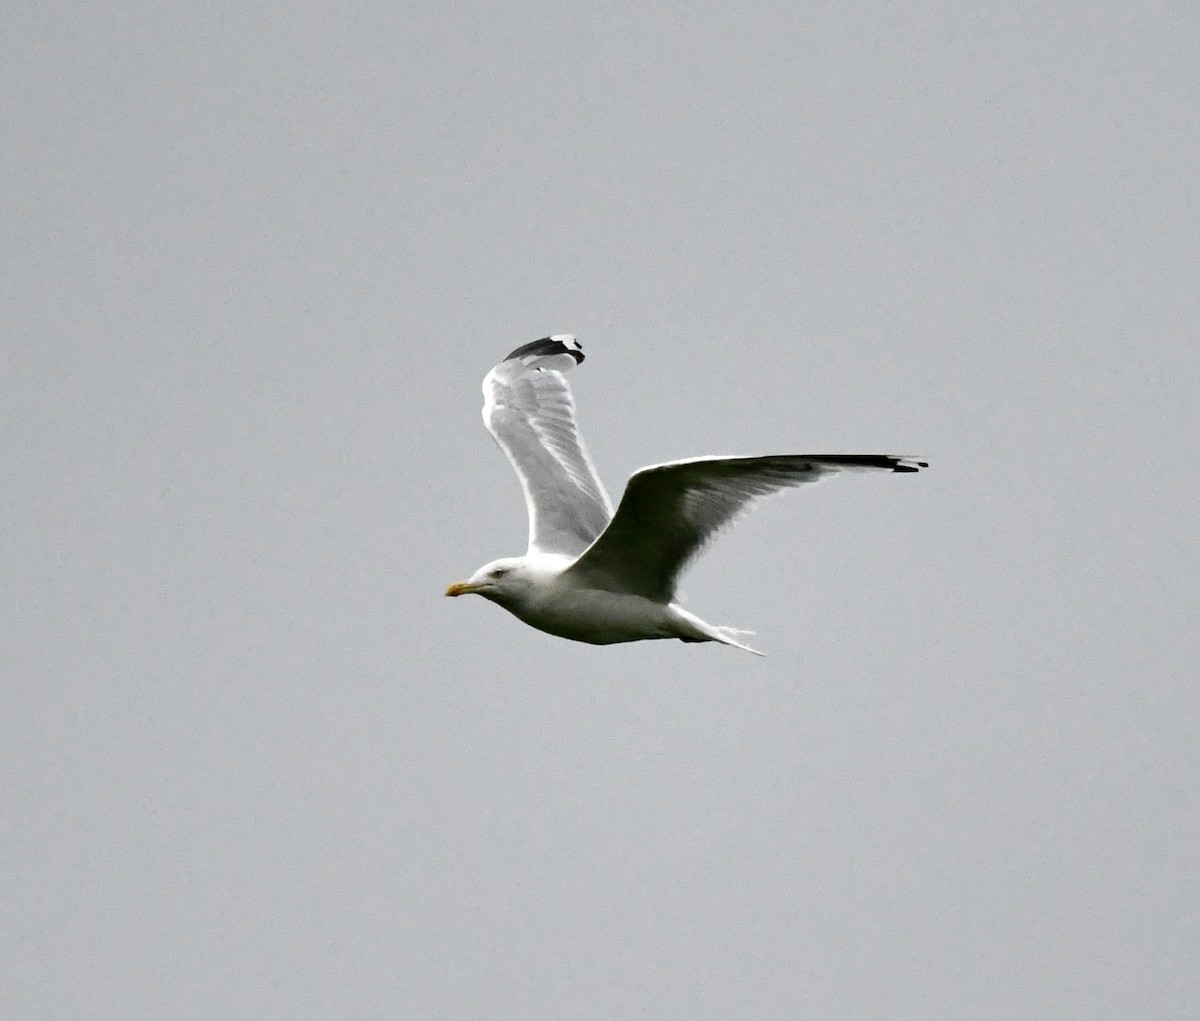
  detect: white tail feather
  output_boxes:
[670,605,765,656]
[712,626,765,656]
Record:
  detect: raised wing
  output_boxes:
[565,454,926,601]
[482,336,614,557]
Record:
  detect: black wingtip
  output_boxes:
[808,454,927,472]
[503,335,585,364]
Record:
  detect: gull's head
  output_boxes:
[444,557,531,605]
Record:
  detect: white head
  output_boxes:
[444,556,532,607]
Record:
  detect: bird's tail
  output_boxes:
[712,626,765,657]
[671,605,766,656]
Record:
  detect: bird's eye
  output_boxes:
[489,568,506,579]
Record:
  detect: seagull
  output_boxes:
[445,336,926,655]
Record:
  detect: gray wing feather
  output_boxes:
[482,337,614,557]
[565,454,925,601]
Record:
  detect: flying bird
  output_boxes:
[445,337,925,655]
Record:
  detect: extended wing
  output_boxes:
[564,454,926,601]
[482,336,614,557]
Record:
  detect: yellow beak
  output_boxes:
[445,581,480,597]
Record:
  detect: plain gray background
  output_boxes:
[5,3,1197,1018]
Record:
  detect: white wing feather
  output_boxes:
[481,336,614,557]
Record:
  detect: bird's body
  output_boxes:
[446,337,925,655]
[470,550,754,649]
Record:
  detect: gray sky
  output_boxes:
[5,2,1198,1018]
